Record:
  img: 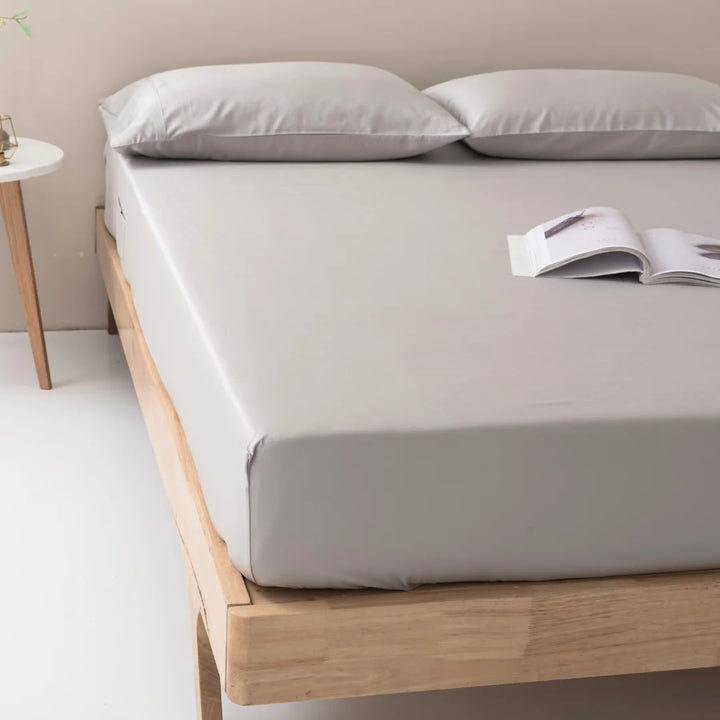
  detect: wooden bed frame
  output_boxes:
[96,209,720,717]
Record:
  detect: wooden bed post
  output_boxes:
[186,554,223,720]
[193,612,223,720]
[107,301,118,335]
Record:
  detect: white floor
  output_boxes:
[2,330,720,720]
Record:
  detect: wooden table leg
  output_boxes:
[0,180,51,389]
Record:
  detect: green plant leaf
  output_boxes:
[0,9,30,35]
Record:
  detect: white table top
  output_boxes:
[0,138,64,182]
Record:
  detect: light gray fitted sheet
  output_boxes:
[105,144,720,589]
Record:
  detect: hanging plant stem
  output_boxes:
[0,9,31,37]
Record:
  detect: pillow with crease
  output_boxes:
[99,62,469,161]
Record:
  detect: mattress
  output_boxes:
[105,144,720,589]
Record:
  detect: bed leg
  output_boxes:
[185,553,223,720]
[107,301,118,335]
[193,610,223,720]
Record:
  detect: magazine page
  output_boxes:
[640,229,720,285]
[526,206,647,277]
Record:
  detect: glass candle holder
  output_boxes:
[0,115,18,166]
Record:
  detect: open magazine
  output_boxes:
[508,207,720,286]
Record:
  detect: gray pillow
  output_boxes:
[424,69,720,160]
[99,62,468,161]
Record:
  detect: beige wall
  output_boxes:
[1,0,719,329]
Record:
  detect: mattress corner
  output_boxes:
[246,434,265,478]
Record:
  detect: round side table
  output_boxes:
[0,138,64,389]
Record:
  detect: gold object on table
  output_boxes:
[0,115,18,166]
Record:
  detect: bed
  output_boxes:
[97,143,720,715]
